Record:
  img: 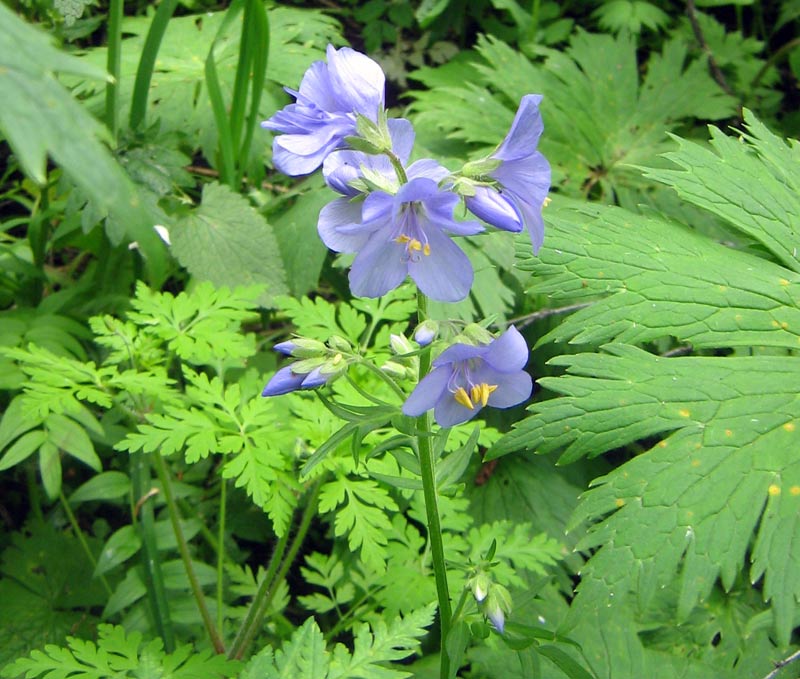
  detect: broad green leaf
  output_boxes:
[409,32,736,209]
[642,110,800,273]
[70,471,131,504]
[0,396,42,452]
[170,182,288,307]
[45,412,101,472]
[38,441,62,499]
[0,5,167,280]
[94,526,141,577]
[512,197,800,351]
[268,176,331,297]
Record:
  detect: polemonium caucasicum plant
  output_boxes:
[262,44,550,677]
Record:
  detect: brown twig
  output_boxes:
[508,302,592,329]
[761,648,800,679]
[685,0,743,122]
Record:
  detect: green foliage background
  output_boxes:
[2,0,800,678]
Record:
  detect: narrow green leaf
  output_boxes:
[38,441,61,500]
[70,471,131,505]
[46,413,101,471]
[0,430,47,471]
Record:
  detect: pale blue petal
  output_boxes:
[495,94,544,162]
[262,366,306,396]
[433,342,486,367]
[465,187,522,233]
[318,197,367,253]
[486,370,532,408]
[349,233,408,297]
[434,392,479,427]
[273,341,296,356]
[409,228,473,302]
[407,158,449,182]
[388,118,415,165]
[327,45,385,119]
[402,367,450,417]
[484,326,529,372]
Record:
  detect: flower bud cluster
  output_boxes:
[262,335,353,397]
[467,566,512,633]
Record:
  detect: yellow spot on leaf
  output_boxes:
[615,498,625,508]
[769,484,781,496]
[725,429,733,437]
[771,320,780,328]
[691,459,701,468]
[678,409,691,418]
[658,440,668,448]
[784,422,796,432]
[782,322,789,329]
[791,486,800,496]
[718,285,727,292]
[780,278,790,286]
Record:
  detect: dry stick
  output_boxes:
[508,302,592,329]
[685,0,743,122]
[762,648,800,679]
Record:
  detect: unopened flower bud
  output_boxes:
[319,353,349,378]
[482,584,512,634]
[462,323,494,346]
[289,338,327,358]
[273,341,296,356]
[381,360,407,379]
[390,334,414,355]
[327,335,352,352]
[460,157,502,180]
[469,572,492,603]
[414,321,438,346]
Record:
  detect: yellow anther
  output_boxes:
[395,235,411,244]
[543,196,552,208]
[454,387,474,409]
[332,353,343,365]
[423,243,431,256]
[408,239,422,252]
[470,383,498,407]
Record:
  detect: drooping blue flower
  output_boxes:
[402,326,532,427]
[318,176,482,302]
[262,45,385,176]
[463,95,551,252]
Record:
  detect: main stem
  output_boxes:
[416,292,452,679]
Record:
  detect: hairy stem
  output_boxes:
[152,451,225,653]
[229,479,322,659]
[416,292,453,679]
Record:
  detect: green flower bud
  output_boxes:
[390,333,414,355]
[327,335,352,353]
[290,338,327,358]
[381,360,408,379]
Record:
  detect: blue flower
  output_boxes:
[464,95,551,252]
[402,326,532,427]
[262,45,386,176]
[318,176,482,301]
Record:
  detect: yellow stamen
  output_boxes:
[454,387,474,409]
[395,235,411,244]
[470,383,498,407]
[423,243,431,256]
[408,239,422,252]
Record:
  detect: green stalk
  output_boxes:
[229,480,322,660]
[131,452,175,651]
[216,477,227,636]
[129,0,180,130]
[105,0,123,139]
[416,292,453,679]
[152,451,225,654]
[59,491,112,596]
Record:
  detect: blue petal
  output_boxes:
[295,60,339,111]
[326,45,385,119]
[471,364,532,408]
[349,232,408,298]
[465,187,523,233]
[484,326,529,372]
[402,367,451,417]
[273,341,296,356]
[388,118,415,165]
[408,227,473,302]
[396,177,440,204]
[434,391,480,427]
[407,158,450,182]
[318,197,368,253]
[301,367,328,388]
[494,94,544,162]
[433,342,486,367]
[262,366,306,396]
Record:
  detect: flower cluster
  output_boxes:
[262,45,547,426]
[262,45,550,303]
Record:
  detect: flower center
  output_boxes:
[448,360,497,410]
[393,203,431,262]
